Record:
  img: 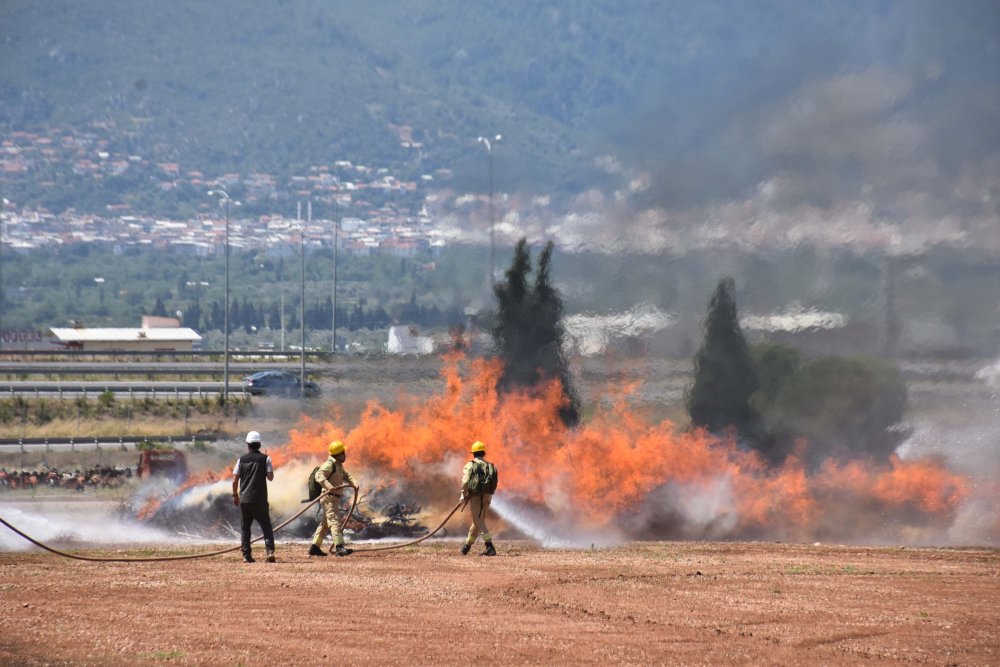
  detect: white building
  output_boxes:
[49,318,202,352]
[386,325,433,355]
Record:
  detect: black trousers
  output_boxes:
[239,502,275,556]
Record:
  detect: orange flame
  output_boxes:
[281,354,969,539]
[140,353,972,541]
[137,471,221,520]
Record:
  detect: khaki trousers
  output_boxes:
[465,493,492,544]
[311,495,347,547]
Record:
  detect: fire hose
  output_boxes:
[1,487,475,561]
[0,484,354,563]
[348,497,469,554]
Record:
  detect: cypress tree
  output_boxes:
[686,277,760,442]
[268,302,281,331]
[209,300,223,331]
[492,239,580,426]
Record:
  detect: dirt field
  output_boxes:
[1,539,997,666]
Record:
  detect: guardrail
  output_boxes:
[0,383,245,398]
[0,349,333,361]
[0,434,219,447]
[0,364,320,376]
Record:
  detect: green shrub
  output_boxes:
[750,343,801,413]
[136,439,172,452]
[98,390,115,410]
[761,355,907,465]
[33,400,54,425]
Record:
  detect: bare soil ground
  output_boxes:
[1,539,997,666]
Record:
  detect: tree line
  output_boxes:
[687,278,908,468]
[170,293,465,334]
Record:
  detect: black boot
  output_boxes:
[265,550,276,563]
[460,543,471,555]
[243,554,255,563]
[335,544,353,557]
[308,544,327,557]
[480,541,497,557]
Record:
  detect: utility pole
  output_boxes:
[477,134,501,284]
[332,196,339,354]
[300,201,308,395]
[0,198,7,351]
[881,254,899,358]
[207,189,233,402]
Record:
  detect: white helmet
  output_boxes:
[245,430,262,445]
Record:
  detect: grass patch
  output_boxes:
[146,650,185,660]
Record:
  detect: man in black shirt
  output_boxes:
[232,430,275,563]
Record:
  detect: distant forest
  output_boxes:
[0,244,486,337]
[2,243,998,357]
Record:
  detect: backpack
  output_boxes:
[467,459,498,495]
[306,466,323,501]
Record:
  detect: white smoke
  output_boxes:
[563,303,675,356]
[890,355,1000,545]
[0,504,177,552]
[974,357,1000,388]
[163,460,321,521]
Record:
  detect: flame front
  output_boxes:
[272,353,971,542]
[138,354,973,543]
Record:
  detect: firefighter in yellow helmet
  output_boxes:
[308,440,358,557]
[460,440,498,556]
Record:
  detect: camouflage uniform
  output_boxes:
[311,456,357,548]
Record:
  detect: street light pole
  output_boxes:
[207,189,232,402]
[301,201,308,395]
[332,196,339,354]
[477,134,502,284]
[0,198,7,351]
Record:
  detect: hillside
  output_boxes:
[1,0,998,263]
[2,1,994,196]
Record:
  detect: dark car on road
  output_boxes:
[242,370,320,398]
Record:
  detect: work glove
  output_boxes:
[458,493,466,504]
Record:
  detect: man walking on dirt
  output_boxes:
[232,430,275,563]
[308,440,358,557]
[460,440,498,556]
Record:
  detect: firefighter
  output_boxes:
[308,440,358,557]
[460,440,498,556]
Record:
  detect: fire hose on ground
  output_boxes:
[0,484,469,562]
[347,496,468,554]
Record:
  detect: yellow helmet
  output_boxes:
[470,440,486,453]
[328,440,346,456]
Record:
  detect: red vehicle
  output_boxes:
[136,449,188,481]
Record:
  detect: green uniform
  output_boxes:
[462,459,493,545]
[311,457,357,548]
